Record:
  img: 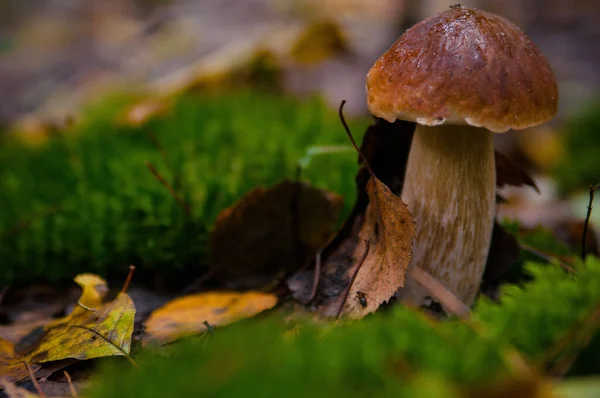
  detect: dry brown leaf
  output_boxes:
[142,292,278,347]
[495,151,539,193]
[336,176,415,318]
[0,337,39,385]
[209,180,343,288]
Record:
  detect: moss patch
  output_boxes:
[0,91,368,286]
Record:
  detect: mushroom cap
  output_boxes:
[366,6,558,133]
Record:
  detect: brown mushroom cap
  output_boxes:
[366,6,558,133]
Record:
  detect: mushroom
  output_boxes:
[365,5,558,307]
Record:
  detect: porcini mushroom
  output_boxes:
[366,5,558,307]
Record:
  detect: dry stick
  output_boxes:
[64,370,78,397]
[411,266,532,376]
[409,266,471,320]
[146,130,170,167]
[291,165,303,272]
[543,303,600,377]
[336,240,371,319]
[145,161,192,217]
[24,361,46,398]
[306,250,322,304]
[70,325,139,368]
[121,265,136,294]
[0,286,8,307]
[338,101,375,178]
[519,243,577,274]
[582,183,600,261]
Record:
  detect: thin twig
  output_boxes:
[121,265,136,294]
[145,160,192,217]
[306,250,322,304]
[146,130,170,168]
[336,240,370,319]
[582,183,600,260]
[338,101,375,178]
[24,361,46,398]
[0,286,8,307]
[409,266,471,321]
[541,300,600,376]
[70,325,139,368]
[64,370,78,397]
[410,266,533,377]
[519,243,577,274]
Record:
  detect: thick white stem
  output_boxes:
[399,124,496,307]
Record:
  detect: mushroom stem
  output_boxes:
[399,124,496,307]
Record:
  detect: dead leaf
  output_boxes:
[495,151,539,193]
[208,180,343,289]
[25,292,134,363]
[142,292,278,347]
[334,176,415,318]
[0,337,39,385]
[0,378,39,398]
[288,117,416,319]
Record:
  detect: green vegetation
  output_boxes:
[89,257,600,398]
[0,91,368,286]
[554,98,600,192]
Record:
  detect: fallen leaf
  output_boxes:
[25,292,134,363]
[142,292,278,347]
[0,337,39,385]
[288,117,416,319]
[208,180,343,288]
[334,176,415,318]
[0,378,39,398]
[495,151,539,193]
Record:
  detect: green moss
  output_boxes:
[88,258,600,397]
[554,98,600,192]
[0,91,367,286]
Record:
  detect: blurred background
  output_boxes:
[2,0,599,126]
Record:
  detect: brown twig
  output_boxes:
[336,240,371,319]
[0,286,8,307]
[24,361,46,398]
[146,130,170,167]
[181,268,218,294]
[409,266,471,321]
[519,243,577,274]
[121,265,136,294]
[582,183,600,261]
[145,160,192,217]
[410,266,533,377]
[338,101,375,179]
[64,370,78,397]
[306,250,322,304]
[540,301,600,376]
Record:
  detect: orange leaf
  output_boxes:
[143,292,278,347]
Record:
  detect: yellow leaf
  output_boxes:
[143,292,278,347]
[26,292,134,363]
[0,337,39,385]
[73,273,108,309]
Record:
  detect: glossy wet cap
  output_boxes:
[366,5,558,133]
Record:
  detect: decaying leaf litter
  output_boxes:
[0,100,567,394]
